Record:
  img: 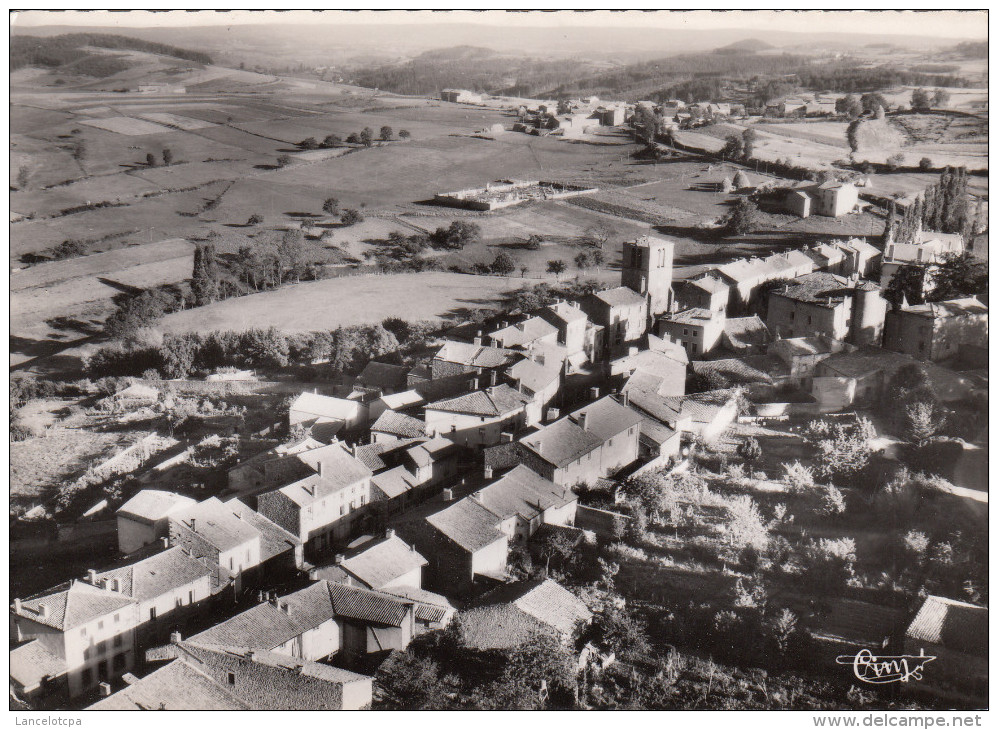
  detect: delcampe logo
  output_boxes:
[835,649,936,684]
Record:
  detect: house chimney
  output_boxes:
[579,411,589,431]
[472,378,479,390]
[247,650,257,661]
[279,602,290,614]
[87,569,97,584]
[589,386,600,400]
[546,407,560,422]
[334,554,345,565]
[161,537,169,550]
[442,488,454,501]
[490,370,498,386]
[111,578,120,592]
[621,390,630,407]
[484,465,493,479]
[500,432,513,443]
[516,321,526,332]
[826,297,832,307]
[318,460,324,478]
[170,631,182,644]
[534,441,543,455]
[98,682,112,698]
[189,518,196,533]
[471,490,483,501]
[501,320,509,329]
[385,528,396,539]
[38,604,49,618]
[13,599,21,614]
[122,673,140,686]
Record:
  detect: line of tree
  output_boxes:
[10,33,212,73]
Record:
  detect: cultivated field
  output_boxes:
[157,271,537,333]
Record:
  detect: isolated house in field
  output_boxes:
[255,443,374,557]
[518,395,642,487]
[10,580,138,698]
[89,546,213,648]
[424,384,536,447]
[289,392,367,442]
[784,182,859,218]
[89,639,373,710]
[883,297,988,363]
[116,490,196,555]
[903,595,987,705]
[458,579,592,651]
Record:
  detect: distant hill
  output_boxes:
[10,33,212,78]
[713,38,774,54]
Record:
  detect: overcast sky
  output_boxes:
[10,9,989,39]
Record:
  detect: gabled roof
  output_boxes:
[426,498,506,554]
[88,656,249,710]
[325,581,413,627]
[275,444,373,506]
[906,595,987,657]
[691,357,783,385]
[518,416,603,468]
[370,410,427,439]
[224,499,302,562]
[771,271,854,306]
[543,300,588,324]
[289,392,360,421]
[93,547,213,603]
[117,490,196,523]
[723,315,771,350]
[353,437,425,472]
[508,358,561,394]
[473,465,575,523]
[460,579,592,650]
[680,390,738,424]
[13,580,134,631]
[567,395,643,442]
[665,307,720,326]
[337,535,428,590]
[434,341,520,369]
[588,286,646,308]
[355,361,409,391]
[426,384,531,417]
[371,466,420,500]
[381,586,455,624]
[172,498,260,552]
[489,317,558,348]
[683,275,729,295]
[624,387,684,428]
[405,435,461,468]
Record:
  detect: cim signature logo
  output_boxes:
[835,649,936,684]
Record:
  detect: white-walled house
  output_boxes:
[116,490,196,555]
[424,384,535,447]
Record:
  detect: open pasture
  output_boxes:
[137,111,218,130]
[77,115,176,135]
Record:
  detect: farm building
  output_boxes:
[440,89,483,104]
[784,182,860,218]
[883,296,989,362]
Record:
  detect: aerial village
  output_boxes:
[9,30,989,712]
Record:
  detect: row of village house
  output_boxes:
[11,232,986,709]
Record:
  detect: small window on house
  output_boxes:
[80,627,87,638]
[789,312,795,320]
[340,505,345,516]
[113,613,120,624]
[112,653,126,672]
[113,634,122,648]
[807,316,812,325]
[918,341,925,352]
[82,668,93,687]
[227,672,236,686]
[189,590,194,605]
[98,640,107,654]
[246,550,251,563]
[98,620,104,631]
[360,495,365,506]
[350,501,356,511]
[683,328,689,336]
[229,557,234,571]
[176,596,183,608]
[84,647,91,661]
[149,607,156,621]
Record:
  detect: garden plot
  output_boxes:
[138,112,217,130]
[78,116,176,135]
